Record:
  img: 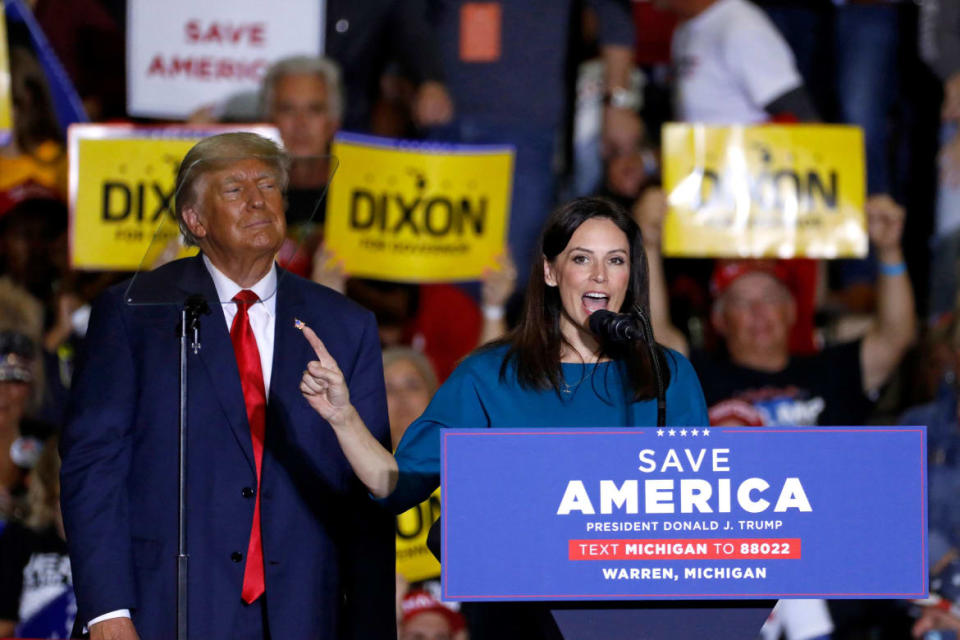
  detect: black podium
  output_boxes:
[550,602,773,639]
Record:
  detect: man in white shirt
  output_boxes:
[664,0,818,123]
[60,132,394,640]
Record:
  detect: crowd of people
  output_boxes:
[1,0,960,638]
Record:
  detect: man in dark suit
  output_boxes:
[60,132,394,640]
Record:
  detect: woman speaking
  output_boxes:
[297,197,708,635]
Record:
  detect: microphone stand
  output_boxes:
[634,306,666,428]
[178,294,209,640]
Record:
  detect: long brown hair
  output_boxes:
[496,197,672,401]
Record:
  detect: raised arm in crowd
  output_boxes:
[636,190,916,396]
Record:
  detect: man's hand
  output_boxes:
[298,324,355,427]
[632,187,668,251]
[602,106,642,160]
[865,193,905,262]
[413,81,454,127]
[90,618,140,640]
[860,193,914,394]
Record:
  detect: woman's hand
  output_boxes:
[479,251,517,344]
[299,323,356,427]
[297,321,400,498]
[482,251,518,308]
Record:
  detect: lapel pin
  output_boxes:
[294,318,305,331]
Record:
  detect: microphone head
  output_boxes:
[589,309,640,343]
[588,309,617,338]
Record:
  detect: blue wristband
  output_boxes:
[878,261,906,277]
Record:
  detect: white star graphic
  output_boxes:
[656,429,665,437]
[668,429,676,436]
[691,428,699,436]
[702,428,710,436]
[680,429,688,436]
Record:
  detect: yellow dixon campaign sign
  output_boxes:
[396,488,441,583]
[69,124,280,270]
[0,3,13,145]
[662,124,866,259]
[325,133,514,282]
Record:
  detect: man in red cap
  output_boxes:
[400,590,467,640]
[640,193,916,427]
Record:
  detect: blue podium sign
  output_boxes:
[441,427,927,601]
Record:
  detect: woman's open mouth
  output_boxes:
[582,292,609,314]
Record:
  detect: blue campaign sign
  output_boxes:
[441,426,927,601]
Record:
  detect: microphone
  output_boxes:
[589,309,643,344]
[591,307,667,428]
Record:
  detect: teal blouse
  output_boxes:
[384,344,708,513]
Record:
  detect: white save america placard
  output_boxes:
[127,0,324,119]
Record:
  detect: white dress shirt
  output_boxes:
[203,254,278,394]
[87,256,278,630]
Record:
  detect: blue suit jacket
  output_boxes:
[60,255,394,640]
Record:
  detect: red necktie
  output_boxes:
[231,290,267,604]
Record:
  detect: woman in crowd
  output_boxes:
[296,197,708,637]
[0,437,74,639]
[384,347,439,449]
[0,279,47,527]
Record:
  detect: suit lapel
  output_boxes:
[177,255,255,472]
[269,271,307,412]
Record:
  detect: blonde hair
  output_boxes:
[0,278,44,410]
[382,347,438,395]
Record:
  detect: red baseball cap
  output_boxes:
[401,590,466,633]
[0,181,62,219]
[709,259,792,299]
[710,258,820,354]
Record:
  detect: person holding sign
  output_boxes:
[60,132,395,640]
[639,192,915,428]
[297,196,708,639]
